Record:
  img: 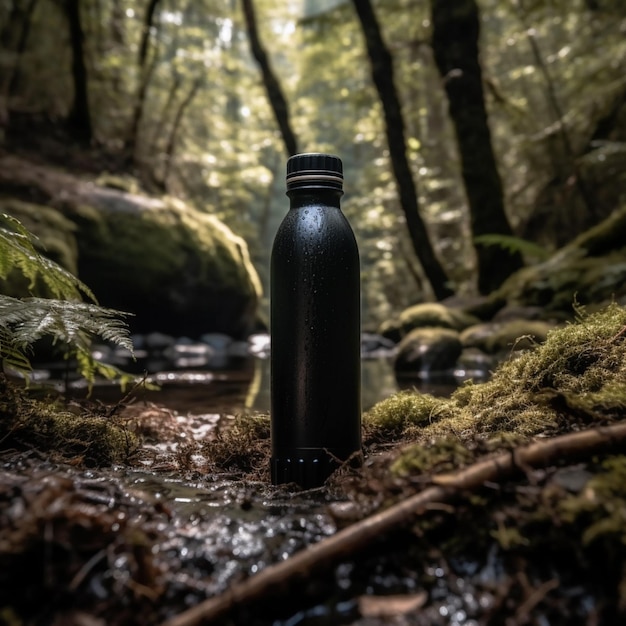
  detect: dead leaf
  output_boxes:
[358,591,428,617]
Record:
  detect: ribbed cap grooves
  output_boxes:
[286,153,343,191]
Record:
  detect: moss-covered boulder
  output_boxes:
[460,319,555,354]
[0,156,262,338]
[380,302,479,342]
[495,205,626,313]
[394,327,462,374]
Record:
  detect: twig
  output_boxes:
[160,422,626,626]
[514,577,559,623]
[105,371,150,418]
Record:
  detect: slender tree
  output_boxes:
[126,0,162,159]
[65,0,92,142]
[351,0,453,300]
[1,0,39,101]
[161,76,203,188]
[241,0,298,157]
[430,0,523,294]
[519,11,595,217]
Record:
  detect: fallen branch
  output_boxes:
[161,422,626,626]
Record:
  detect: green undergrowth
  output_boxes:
[0,377,138,465]
[364,303,626,475]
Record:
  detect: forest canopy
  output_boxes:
[1,0,625,328]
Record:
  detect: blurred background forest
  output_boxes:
[1,0,625,331]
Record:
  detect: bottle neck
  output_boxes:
[287,188,343,209]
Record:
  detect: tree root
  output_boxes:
[161,422,626,626]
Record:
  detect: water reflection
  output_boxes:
[79,355,405,415]
[245,356,400,413]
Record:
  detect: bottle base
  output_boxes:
[271,448,359,489]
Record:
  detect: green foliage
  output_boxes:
[0,212,94,301]
[474,234,551,261]
[0,213,133,386]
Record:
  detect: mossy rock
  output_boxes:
[496,205,626,313]
[460,319,555,354]
[94,172,140,194]
[67,195,262,337]
[381,303,479,341]
[0,198,79,273]
[365,303,626,473]
[1,159,262,338]
[394,327,462,374]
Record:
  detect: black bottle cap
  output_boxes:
[286,153,343,191]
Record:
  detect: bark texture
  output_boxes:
[352,0,453,300]
[431,0,523,293]
[65,0,92,142]
[241,0,298,156]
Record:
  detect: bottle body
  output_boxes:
[270,190,361,488]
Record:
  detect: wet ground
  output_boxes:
[2,396,625,626]
[3,318,626,626]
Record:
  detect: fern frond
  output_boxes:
[0,296,133,351]
[0,212,96,302]
[474,234,550,261]
[75,349,138,391]
[0,325,32,376]
[0,295,134,386]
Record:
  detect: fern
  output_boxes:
[474,233,550,261]
[0,212,134,385]
[0,213,95,301]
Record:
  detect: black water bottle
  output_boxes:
[270,153,361,488]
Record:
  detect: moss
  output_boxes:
[0,379,138,466]
[95,173,140,194]
[367,303,626,476]
[1,198,79,273]
[390,436,473,475]
[460,319,554,354]
[363,390,454,442]
[398,303,479,334]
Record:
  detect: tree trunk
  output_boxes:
[65,0,92,142]
[430,0,523,294]
[1,0,38,107]
[241,0,298,157]
[126,47,159,159]
[161,77,202,189]
[351,0,453,300]
[522,20,595,218]
[148,71,181,156]
[125,0,161,158]
[138,0,160,68]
